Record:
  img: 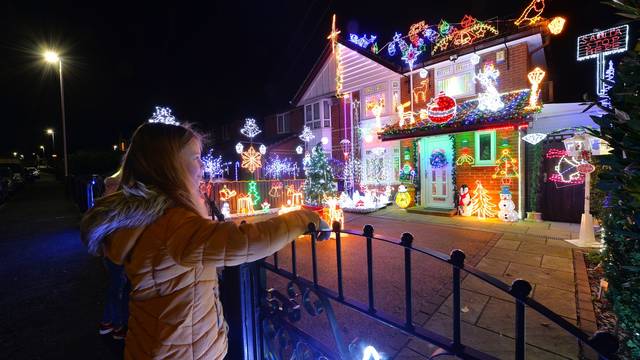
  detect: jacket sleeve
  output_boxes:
[165,208,321,268]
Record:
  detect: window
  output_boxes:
[323,100,331,127]
[474,131,496,166]
[277,113,290,134]
[305,105,312,122]
[364,93,385,118]
[435,60,475,98]
[313,103,320,120]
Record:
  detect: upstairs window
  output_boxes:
[277,113,290,134]
[323,100,331,128]
[305,100,331,129]
[435,61,475,98]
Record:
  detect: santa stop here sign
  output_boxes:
[577,25,629,61]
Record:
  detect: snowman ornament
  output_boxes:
[498,186,518,222]
[221,202,231,219]
[458,184,472,216]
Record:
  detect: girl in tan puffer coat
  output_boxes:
[81,122,325,359]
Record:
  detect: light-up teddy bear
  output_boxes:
[458,184,472,216]
[498,186,518,222]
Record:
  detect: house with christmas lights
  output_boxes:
[275,5,573,219]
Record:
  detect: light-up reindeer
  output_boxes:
[412,79,429,104]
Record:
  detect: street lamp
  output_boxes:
[46,128,55,154]
[43,50,69,177]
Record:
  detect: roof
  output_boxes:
[529,102,605,134]
[381,89,536,141]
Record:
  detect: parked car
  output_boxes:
[25,167,40,180]
[0,167,16,193]
[5,164,25,188]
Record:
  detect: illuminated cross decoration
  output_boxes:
[327,14,341,54]
[526,67,546,109]
[241,146,262,173]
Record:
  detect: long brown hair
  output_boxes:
[120,122,204,214]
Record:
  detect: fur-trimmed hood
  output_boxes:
[80,183,173,256]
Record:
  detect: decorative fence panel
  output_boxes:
[209,179,304,215]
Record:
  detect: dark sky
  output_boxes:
[0,0,627,157]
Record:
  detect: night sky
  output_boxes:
[0,0,627,157]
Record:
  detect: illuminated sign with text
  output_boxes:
[577,25,629,61]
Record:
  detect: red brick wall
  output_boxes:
[453,128,520,210]
[478,42,530,93]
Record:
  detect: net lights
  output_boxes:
[148,106,179,125]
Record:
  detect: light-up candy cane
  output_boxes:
[234,161,240,181]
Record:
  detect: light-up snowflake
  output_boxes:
[148,106,179,125]
[240,118,262,139]
[241,146,262,173]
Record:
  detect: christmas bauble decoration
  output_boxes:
[577,163,595,174]
[427,92,457,124]
[395,185,412,209]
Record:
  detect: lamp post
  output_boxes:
[46,128,55,154]
[563,133,600,248]
[43,51,68,177]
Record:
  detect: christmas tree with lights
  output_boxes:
[470,180,497,219]
[303,143,336,206]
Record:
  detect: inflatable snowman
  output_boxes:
[498,186,518,222]
[458,184,472,216]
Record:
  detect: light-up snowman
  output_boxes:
[221,202,231,219]
[498,186,518,222]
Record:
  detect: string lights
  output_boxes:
[328,14,344,98]
[526,67,546,109]
[470,180,497,219]
[475,63,504,112]
[240,118,262,139]
[432,15,499,55]
[547,16,566,35]
[492,148,519,185]
[514,0,545,26]
[522,133,547,145]
[148,106,179,125]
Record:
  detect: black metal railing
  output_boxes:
[228,222,619,360]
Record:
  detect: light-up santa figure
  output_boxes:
[458,184,472,216]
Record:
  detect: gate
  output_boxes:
[225,222,619,360]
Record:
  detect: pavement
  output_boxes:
[0,174,123,359]
[262,207,590,360]
[0,176,589,359]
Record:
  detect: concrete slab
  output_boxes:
[518,243,574,259]
[532,284,577,320]
[476,298,579,358]
[541,255,574,272]
[476,257,510,277]
[486,247,543,267]
[494,238,521,250]
[392,346,430,359]
[525,228,572,239]
[437,289,490,324]
[504,262,574,290]
[461,275,521,303]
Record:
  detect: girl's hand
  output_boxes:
[317,219,331,241]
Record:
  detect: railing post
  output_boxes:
[449,249,466,352]
[363,224,376,313]
[333,221,344,300]
[308,223,319,287]
[510,279,532,360]
[401,233,414,330]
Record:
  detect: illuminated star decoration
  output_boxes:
[401,44,422,69]
[475,63,504,112]
[299,126,315,143]
[202,149,231,178]
[240,118,262,139]
[241,146,262,173]
[522,133,547,145]
[148,106,179,125]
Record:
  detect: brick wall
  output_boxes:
[453,128,520,210]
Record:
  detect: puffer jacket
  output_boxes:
[81,185,320,359]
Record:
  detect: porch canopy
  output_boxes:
[529,102,604,135]
[380,89,537,141]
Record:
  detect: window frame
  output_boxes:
[474,130,496,166]
[434,60,476,98]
